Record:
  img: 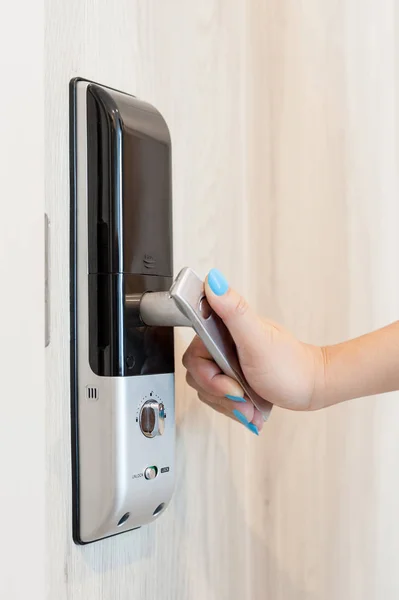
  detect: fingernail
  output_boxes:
[226,395,246,403]
[208,268,229,296]
[232,409,259,436]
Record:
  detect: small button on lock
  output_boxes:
[140,405,156,436]
[126,355,135,370]
[144,466,158,480]
[139,399,166,438]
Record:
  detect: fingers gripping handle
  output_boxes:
[140,268,273,422]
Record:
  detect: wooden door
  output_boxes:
[44,1,399,599]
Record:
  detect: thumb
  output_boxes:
[205,268,266,363]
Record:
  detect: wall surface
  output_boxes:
[45,1,399,599]
[1,1,45,599]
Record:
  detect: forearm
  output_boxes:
[313,321,399,409]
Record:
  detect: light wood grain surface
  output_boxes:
[46,1,399,598]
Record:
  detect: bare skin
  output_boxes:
[182,269,399,434]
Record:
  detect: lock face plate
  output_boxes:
[70,78,175,544]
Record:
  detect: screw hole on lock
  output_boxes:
[152,503,165,517]
[117,512,130,527]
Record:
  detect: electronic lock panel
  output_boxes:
[70,77,273,545]
[70,78,175,544]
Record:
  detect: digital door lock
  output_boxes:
[70,78,272,545]
[139,268,273,419]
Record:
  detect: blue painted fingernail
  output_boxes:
[208,268,229,296]
[232,409,259,436]
[226,395,246,403]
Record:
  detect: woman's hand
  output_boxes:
[182,269,325,435]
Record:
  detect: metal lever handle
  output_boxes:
[141,268,273,422]
[139,292,191,327]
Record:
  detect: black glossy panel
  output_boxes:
[85,82,175,378]
[87,83,172,277]
[88,274,174,377]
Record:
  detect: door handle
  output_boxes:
[140,268,273,421]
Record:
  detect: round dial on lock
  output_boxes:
[139,399,165,438]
